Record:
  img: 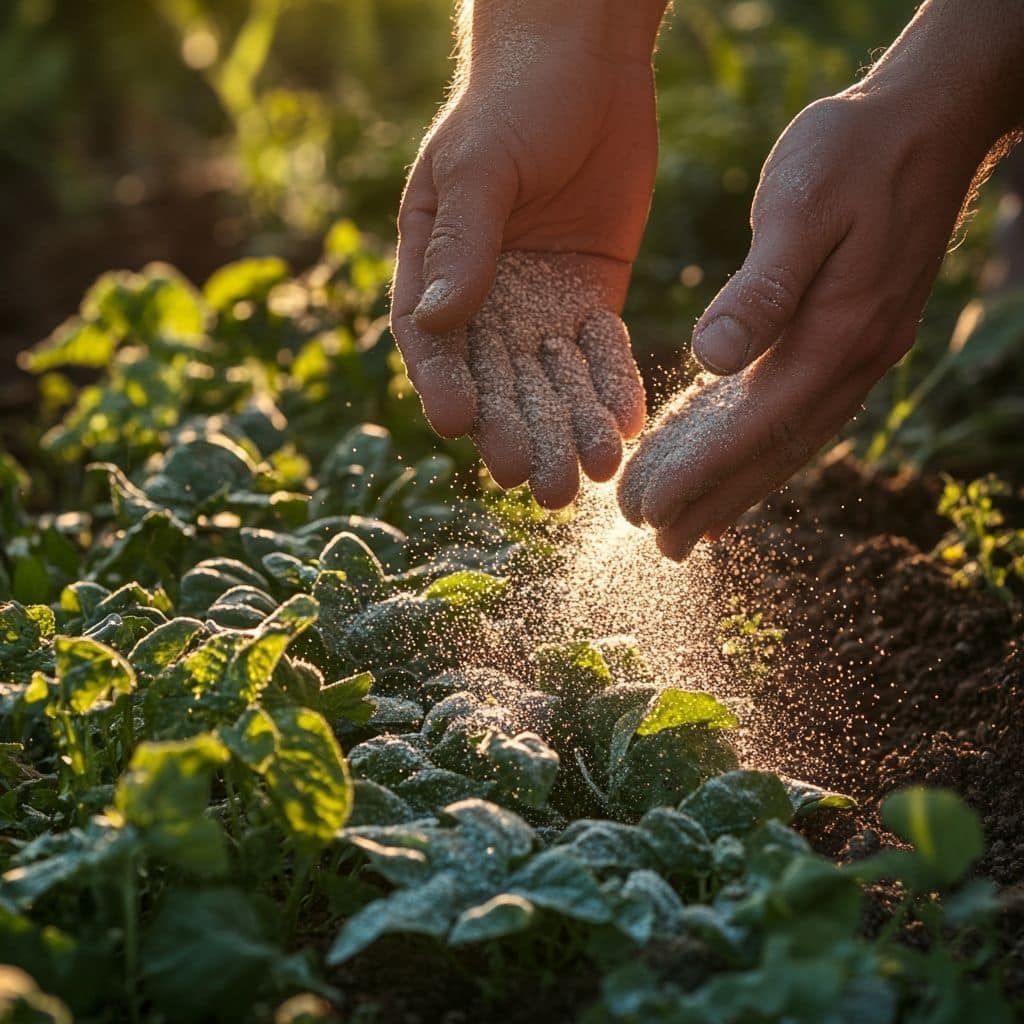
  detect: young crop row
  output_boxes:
[0,226,1014,1022]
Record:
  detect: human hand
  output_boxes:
[391,6,662,506]
[618,81,1006,559]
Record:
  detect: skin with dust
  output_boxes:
[465,251,646,504]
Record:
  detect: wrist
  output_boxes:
[464,0,670,66]
[849,0,1024,155]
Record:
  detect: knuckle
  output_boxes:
[735,264,802,319]
[424,219,467,261]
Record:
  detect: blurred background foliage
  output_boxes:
[1,0,1023,478]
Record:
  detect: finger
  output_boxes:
[413,153,518,335]
[654,390,865,561]
[616,371,726,527]
[651,341,892,559]
[393,160,476,437]
[468,328,532,489]
[510,349,580,510]
[540,335,622,482]
[639,373,757,529]
[691,211,841,376]
[577,310,646,438]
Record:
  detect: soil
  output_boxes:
[723,449,1024,993]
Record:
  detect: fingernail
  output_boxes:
[414,278,451,318]
[694,315,750,374]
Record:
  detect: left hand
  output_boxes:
[618,86,995,559]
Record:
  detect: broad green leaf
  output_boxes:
[609,728,739,821]
[506,849,611,924]
[54,635,135,714]
[348,736,433,788]
[204,257,289,313]
[781,777,858,817]
[880,787,983,887]
[679,770,794,840]
[261,706,352,844]
[144,436,256,513]
[327,870,461,964]
[114,733,229,876]
[0,820,137,910]
[478,730,559,809]
[128,618,205,678]
[347,780,417,827]
[438,799,537,861]
[618,869,685,939]
[21,319,117,374]
[636,690,738,735]
[423,570,508,611]
[220,708,278,773]
[583,684,659,761]
[142,887,322,1021]
[319,671,375,725]
[396,769,494,816]
[448,894,535,945]
[535,641,613,703]
[637,807,712,876]
[555,821,660,872]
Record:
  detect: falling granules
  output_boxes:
[466,251,645,498]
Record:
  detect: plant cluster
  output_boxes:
[936,474,1024,602]
[0,228,1015,1022]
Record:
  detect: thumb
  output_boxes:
[691,220,826,375]
[413,155,518,335]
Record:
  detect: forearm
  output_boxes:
[851,0,1024,153]
[458,0,671,69]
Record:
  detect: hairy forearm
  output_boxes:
[457,0,671,68]
[853,0,1024,152]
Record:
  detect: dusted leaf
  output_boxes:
[318,532,385,600]
[782,777,858,818]
[636,690,738,735]
[347,780,417,827]
[478,730,559,809]
[54,635,135,713]
[449,894,535,945]
[423,570,508,612]
[396,769,494,815]
[535,641,612,703]
[506,849,611,924]
[637,808,712,876]
[679,770,794,840]
[327,870,462,964]
[555,820,660,873]
[438,799,537,861]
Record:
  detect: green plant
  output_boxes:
[0,231,1015,1022]
[716,598,785,682]
[936,474,1024,601]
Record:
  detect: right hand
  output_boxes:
[391,35,656,507]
